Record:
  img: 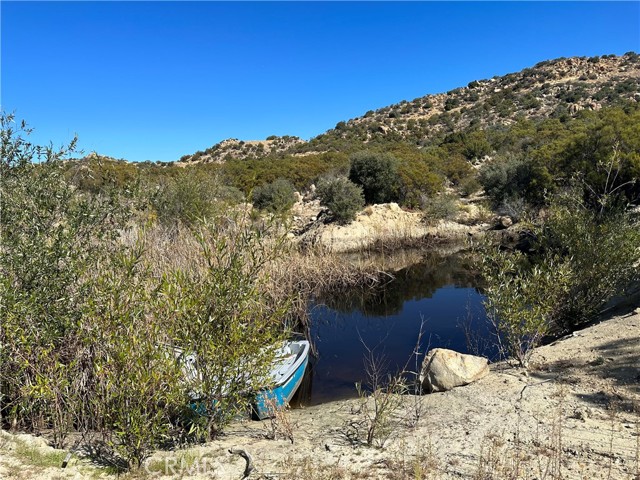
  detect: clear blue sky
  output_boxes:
[2,2,639,162]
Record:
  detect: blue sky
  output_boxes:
[2,2,639,162]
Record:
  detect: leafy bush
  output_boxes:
[251,178,296,213]
[152,170,243,226]
[540,196,640,329]
[479,154,554,207]
[481,191,640,367]
[0,115,294,469]
[459,176,482,197]
[348,151,402,204]
[316,176,365,224]
[161,217,290,438]
[397,159,443,208]
[421,194,459,225]
[482,250,571,367]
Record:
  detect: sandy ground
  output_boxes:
[1,306,639,479]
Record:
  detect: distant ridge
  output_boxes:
[177,52,639,165]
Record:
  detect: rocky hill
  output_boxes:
[177,53,639,164]
[178,135,306,164]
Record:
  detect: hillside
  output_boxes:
[178,135,306,164]
[178,53,640,164]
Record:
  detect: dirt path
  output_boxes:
[1,308,639,479]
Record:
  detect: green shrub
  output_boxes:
[481,191,640,367]
[459,176,482,197]
[349,151,402,204]
[482,249,571,367]
[316,176,364,224]
[0,115,294,469]
[252,178,296,213]
[421,194,459,225]
[479,154,553,207]
[540,196,640,329]
[397,159,443,208]
[152,170,239,226]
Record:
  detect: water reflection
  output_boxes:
[306,251,490,405]
[322,252,482,317]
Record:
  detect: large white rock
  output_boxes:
[419,348,489,393]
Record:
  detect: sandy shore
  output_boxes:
[1,306,639,479]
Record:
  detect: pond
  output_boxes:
[295,251,493,405]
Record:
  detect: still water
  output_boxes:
[298,252,491,405]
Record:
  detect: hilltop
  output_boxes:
[178,135,306,164]
[178,53,640,164]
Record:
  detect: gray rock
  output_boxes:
[419,348,489,393]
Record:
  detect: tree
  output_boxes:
[316,176,364,224]
[348,151,402,204]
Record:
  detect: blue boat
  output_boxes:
[173,340,310,420]
[252,339,310,420]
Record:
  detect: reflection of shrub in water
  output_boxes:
[321,252,482,316]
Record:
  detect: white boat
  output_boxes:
[252,339,310,419]
[173,339,311,420]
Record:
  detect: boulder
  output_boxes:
[419,348,489,393]
[491,215,513,230]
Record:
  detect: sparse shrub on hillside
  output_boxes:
[479,154,554,207]
[497,195,530,222]
[459,176,482,197]
[397,160,443,208]
[252,178,296,213]
[349,151,402,204]
[65,156,140,193]
[421,194,459,225]
[462,130,492,160]
[152,170,240,226]
[316,176,365,225]
[556,107,640,211]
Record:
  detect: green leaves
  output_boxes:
[482,192,640,367]
[316,176,364,225]
[349,151,402,205]
[483,250,571,367]
[251,178,296,214]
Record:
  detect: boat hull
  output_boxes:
[252,353,308,420]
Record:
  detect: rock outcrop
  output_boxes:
[419,348,489,393]
[296,203,488,253]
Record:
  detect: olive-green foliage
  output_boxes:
[221,151,349,193]
[553,107,640,211]
[152,169,243,226]
[479,154,554,207]
[397,159,444,208]
[0,114,130,448]
[252,178,296,213]
[486,105,640,210]
[64,156,140,194]
[540,195,640,330]
[87,240,184,469]
[0,114,293,469]
[421,194,459,225]
[162,218,289,438]
[461,130,492,160]
[349,151,402,204]
[316,176,365,224]
[482,192,640,367]
[482,249,571,368]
